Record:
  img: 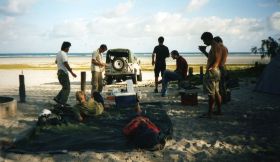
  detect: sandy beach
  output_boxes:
[0,54,269,88]
[1,0,280,160]
[0,62,280,162]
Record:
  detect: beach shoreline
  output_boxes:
[0,54,269,69]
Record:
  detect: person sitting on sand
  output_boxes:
[160,50,188,97]
[123,102,165,150]
[73,91,104,121]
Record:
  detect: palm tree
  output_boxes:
[253,37,279,61]
[251,46,258,54]
[261,40,269,55]
[268,37,278,58]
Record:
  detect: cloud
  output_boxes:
[258,0,280,7]
[103,0,134,18]
[40,10,270,52]
[50,19,89,38]
[186,0,209,12]
[0,17,18,41]
[269,12,280,31]
[0,4,276,52]
[0,0,37,16]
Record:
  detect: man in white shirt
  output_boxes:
[54,41,77,106]
[91,44,107,97]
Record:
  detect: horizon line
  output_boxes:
[0,51,252,54]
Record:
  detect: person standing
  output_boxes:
[152,36,170,93]
[200,32,223,118]
[54,41,77,106]
[214,36,228,103]
[161,50,188,97]
[91,44,108,98]
[199,36,228,103]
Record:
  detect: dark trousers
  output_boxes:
[161,70,183,94]
[55,70,70,104]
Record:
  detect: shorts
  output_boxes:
[204,68,221,96]
[154,64,166,77]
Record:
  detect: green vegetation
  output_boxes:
[142,64,255,73]
[251,36,279,60]
[0,64,90,70]
[227,64,266,78]
[178,64,266,86]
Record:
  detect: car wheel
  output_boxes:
[112,57,126,71]
[132,74,137,84]
[132,69,137,84]
[106,76,113,85]
[137,70,142,81]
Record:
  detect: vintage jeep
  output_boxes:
[104,48,142,84]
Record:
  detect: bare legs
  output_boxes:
[154,76,159,93]
[215,92,222,114]
[207,92,222,117]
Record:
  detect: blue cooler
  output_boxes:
[114,92,137,108]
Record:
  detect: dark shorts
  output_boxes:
[154,64,166,77]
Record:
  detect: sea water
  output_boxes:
[0,52,268,65]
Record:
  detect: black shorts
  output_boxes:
[154,65,166,77]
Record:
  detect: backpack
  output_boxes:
[133,124,165,150]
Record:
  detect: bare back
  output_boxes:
[220,44,228,67]
[207,41,222,70]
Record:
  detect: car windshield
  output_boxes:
[106,49,132,63]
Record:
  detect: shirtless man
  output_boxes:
[199,32,223,118]
[199,36,228,103]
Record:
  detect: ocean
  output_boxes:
[0,52,258,58]
[0,52,267,65]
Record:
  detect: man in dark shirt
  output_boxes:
[152,36,170,93]
[161,50,188,97]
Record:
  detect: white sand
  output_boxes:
[0,69,280,161]
[0,54,269,89]
[0,70,155,88]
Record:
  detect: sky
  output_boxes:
[0,0,279,53]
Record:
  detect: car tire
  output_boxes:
[137,70,142,81]
[132,69,137,84]
[112,57,126,71]
[106,76,113,85]
[132,74,137,84]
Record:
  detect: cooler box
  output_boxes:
[114,92,137,108]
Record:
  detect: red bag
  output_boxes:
[123,116,160,136]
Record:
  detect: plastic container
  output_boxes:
[114,92,137,108]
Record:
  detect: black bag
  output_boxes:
[133,124,165,150]
[37,113,62,126]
